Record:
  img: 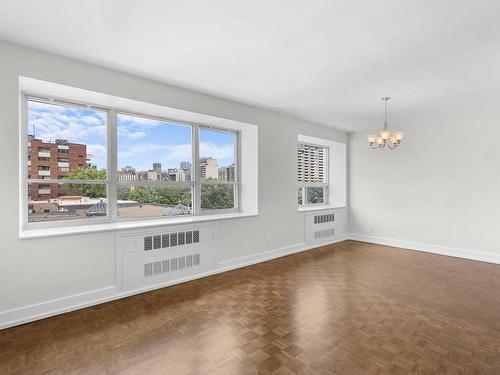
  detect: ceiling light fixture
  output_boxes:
[367,97,403,150]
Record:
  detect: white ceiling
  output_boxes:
[0,0,499,132]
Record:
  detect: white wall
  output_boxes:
[0,41,347,321]
[349,111,500,258]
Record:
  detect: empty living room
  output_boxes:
[0,1,499,374]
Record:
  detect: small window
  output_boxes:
[297,142,328,206]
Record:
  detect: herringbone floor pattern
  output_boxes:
[1,240,499,374]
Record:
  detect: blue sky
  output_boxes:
[28,101,107,168]
[28,101,235,171]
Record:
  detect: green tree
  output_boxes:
[66,168,107,198]
[306,187,323,204]
[201,184,234,209]
[117,186,191,207]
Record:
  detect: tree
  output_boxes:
[201,184,233,209]
[66,168,107,198]
[306,187,323,204]
[117,186,192,207]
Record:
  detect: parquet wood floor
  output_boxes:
[1,240,499,374]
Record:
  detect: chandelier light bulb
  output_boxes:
[379,130,391,141]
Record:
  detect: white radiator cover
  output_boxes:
[117,222,217,291]
[304,209,337,244]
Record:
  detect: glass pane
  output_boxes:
[28,183,107,222]
[297,143,327,183]
[199,128,236,182]
[201,184,235,211]
[305,187,324,204]
[117,186,192,219]
[27,100,107,179]
[117,114,192,183]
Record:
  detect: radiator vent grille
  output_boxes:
[178,232,185,246]
[314,228,335,240]
[144,230,200,251]
[144,236,153,251]
[144,263,153,277]
[314,213,334,224]
[162,234,169,248]
[170,233,178,247]
[153,235,161,249]
[143,253,201,277]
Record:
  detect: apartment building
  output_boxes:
[28,135,87,200]
[297,143,326,183]
[199,157,218,179]
[218,163,235,181]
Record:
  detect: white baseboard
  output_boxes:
[0,235,348,330]
[348,233,500,264]
[0,286,118,330]
[218,236,348,272]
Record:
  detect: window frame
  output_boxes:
[198,125,240,215]
[297,141,329,207]
[21,93,241,230]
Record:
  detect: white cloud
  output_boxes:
[28,102,106,143]
[128,131,147,139]
[118,143,171,159]
[199,142,234,160]
[87,144,106,157]
[162,144,192,162]
[117,114,163,130]
[81,115,105,126]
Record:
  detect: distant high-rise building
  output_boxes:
[226,164,235,181]
[218,167,226,181]
[153,162,162,172]
[199,157,218,179]
[218,164,235,182]
[297,144,326,183]
[180,161,192,181]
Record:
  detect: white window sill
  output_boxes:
[19,212,258,239]
[298,205,346,212]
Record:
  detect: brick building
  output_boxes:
[28,135,87,200]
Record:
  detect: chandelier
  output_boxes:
[367,97,404,150]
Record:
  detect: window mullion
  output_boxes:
[235,130,241,210]
[193,124,201,215]
[108,109,118,221]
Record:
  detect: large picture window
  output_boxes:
[22,95,239,228]
[297,142,328,206]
